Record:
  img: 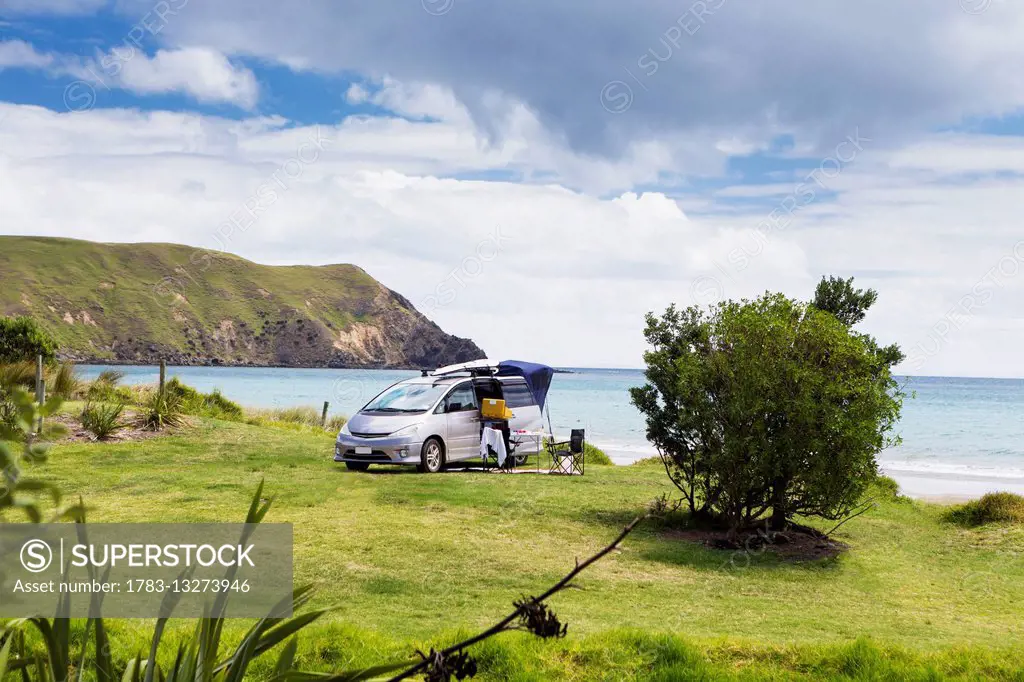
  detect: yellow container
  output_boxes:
[481,398,513,420]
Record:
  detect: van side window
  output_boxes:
[445,384,478,412]
[502,381,536,408]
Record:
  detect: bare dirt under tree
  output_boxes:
[663,523,848,562]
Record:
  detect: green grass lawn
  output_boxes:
[15,416,1024,680]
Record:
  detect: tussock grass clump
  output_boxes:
[873,475,901,498]
[0,361,38,431]
[271,406,322,425]
[872,475,911,503]
[86,369,140,404]
[945,492,1024,527]
[0,389,17,431]
[136,388,185,431]
[96,369,125,385]
[86,381,137,404]
[80,400,126,440]
[165,377,244,420]
[50,361,81,399]
[585,443,612,465]
[0,360,37,389]
[325,413,348,432]
[245,405,346,432]
[205,389,244,418]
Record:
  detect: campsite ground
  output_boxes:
[27,415,1024,680]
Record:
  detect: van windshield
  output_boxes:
[362,383,449,413]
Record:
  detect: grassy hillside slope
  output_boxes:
[0,236,484,367]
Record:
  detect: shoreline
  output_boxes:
[882,468,1024,502]
[602,447,1024,503]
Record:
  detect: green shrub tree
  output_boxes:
[630,287,904,533]
[0,316,57,364]
[812,275,878,327]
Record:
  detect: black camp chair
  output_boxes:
[547,429,585,475]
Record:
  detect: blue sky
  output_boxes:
[2,0,1024,375]
[1,9,369,122]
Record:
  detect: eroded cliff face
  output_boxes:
[1,237,486,368]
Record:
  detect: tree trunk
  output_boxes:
[769,478,789,530]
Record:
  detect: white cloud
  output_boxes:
[107,47,259,109]
[0,41,258,109]
[0,40,55,69]
[0,0,107,15]
[358,78,471,123]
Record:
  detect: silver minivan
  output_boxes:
[334,372,544,472]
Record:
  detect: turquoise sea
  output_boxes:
[80,366,1024,482]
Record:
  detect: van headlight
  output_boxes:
[389,423,422,438]
[338,421,351,436]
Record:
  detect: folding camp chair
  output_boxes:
[547,429,585,475]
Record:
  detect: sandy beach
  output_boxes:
[883,468,1024,502]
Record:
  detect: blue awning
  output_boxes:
[496,360,554,411]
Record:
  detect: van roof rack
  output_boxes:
[431,359,499,376]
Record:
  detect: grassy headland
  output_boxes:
[20,410,1024,680]
[0,236,483,367]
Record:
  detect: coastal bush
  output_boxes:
[945,492,1024,527]
[80,399,126,440]
[631,283,904,533]
[0,316,57,364]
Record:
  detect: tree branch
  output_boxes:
[824,498,876,537]
[386,510,653,681]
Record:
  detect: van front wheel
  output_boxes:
[419,438,445,473]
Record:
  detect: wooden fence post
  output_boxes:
[321,401,329,428]
[35,354,44,432]
[159,359,166,394]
